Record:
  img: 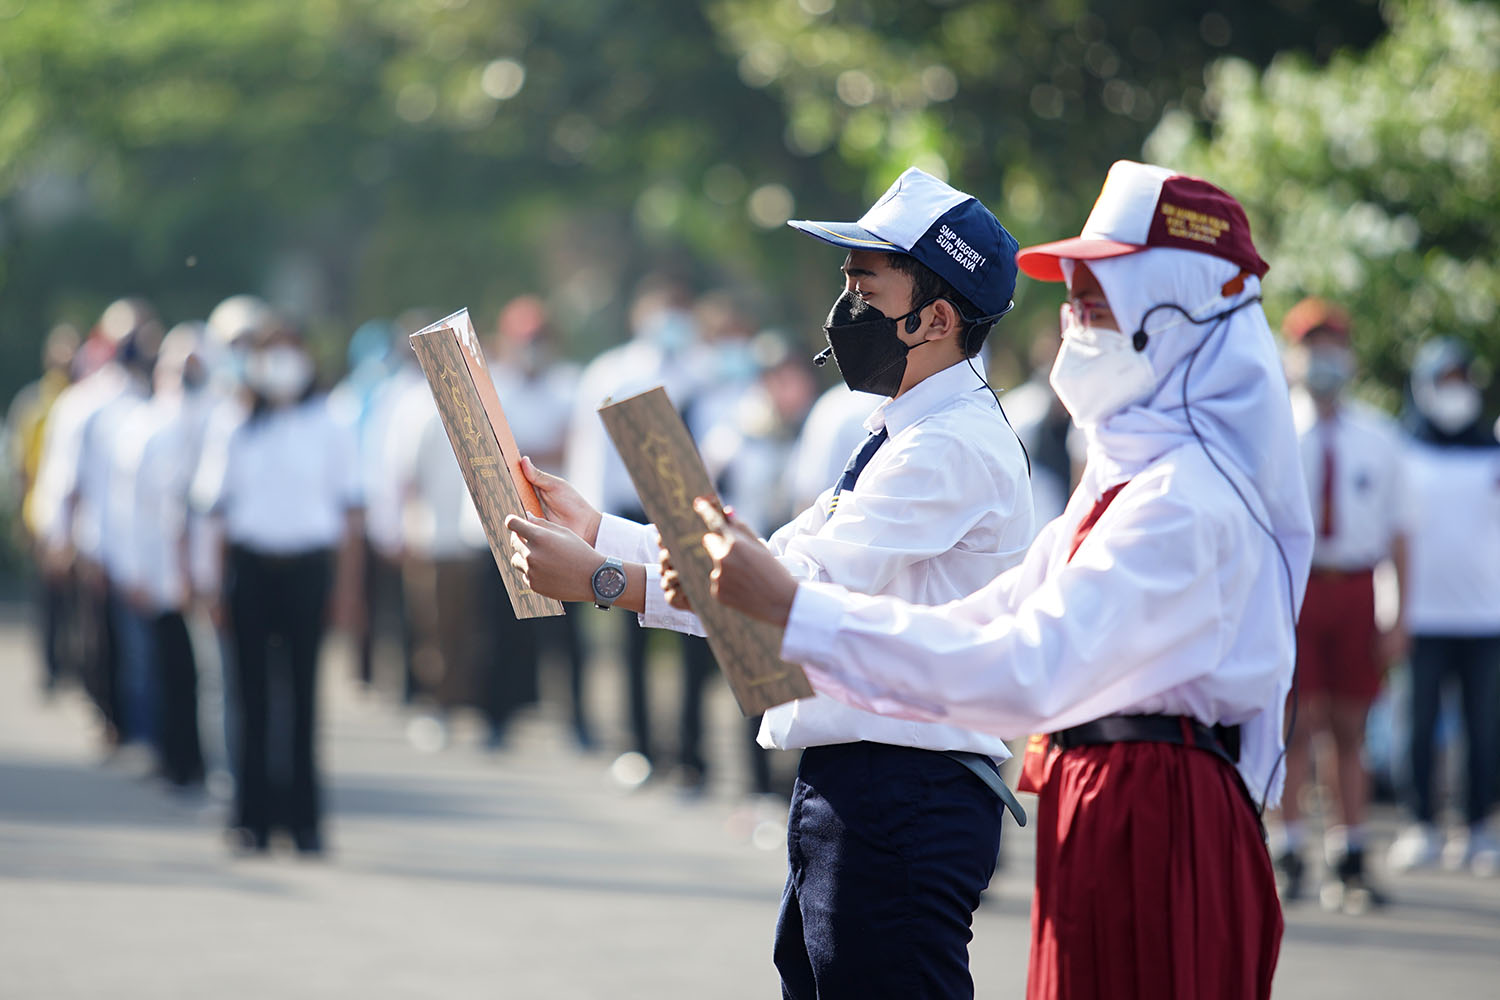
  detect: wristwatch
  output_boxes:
[591,556,627,611]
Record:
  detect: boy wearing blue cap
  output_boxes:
[507,168,1034,998]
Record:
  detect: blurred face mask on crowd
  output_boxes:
[246,344,314,404]
[1300,346,1354,400]
[642,308,695,356]
[1414,375,1482,433]
[714,338,759,383]
[1049,300,1157,426]
[821,288,929,397]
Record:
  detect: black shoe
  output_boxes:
[1321,846,1386,914]
[1274,849,1305,902]
[292,827,324,856]
[227,826,270,856]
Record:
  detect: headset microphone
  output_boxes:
[813,346,834,366]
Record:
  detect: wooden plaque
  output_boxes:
[409,308,564,619]
[599,387,813,716]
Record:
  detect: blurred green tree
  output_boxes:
[1145,0,1500,407]
[0,0,1385,410]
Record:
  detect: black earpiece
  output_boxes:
[1132,329,1149,352]
[904,311,922,335]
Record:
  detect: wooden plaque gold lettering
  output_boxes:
[409,308,565,619]
[599,387,812,715]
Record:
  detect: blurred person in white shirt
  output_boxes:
[119,323,214,789]
[1388,337,1500,877]
[6,324,80,694]
[194,318,363,855]
[564,277,705,783]
[187,294,276,797]
[485,296,590,748]
[385,359,490,750]
[31,299,162,749]
[699,331,819,800]
[1275,297,1410,911]
[329,317,405,692]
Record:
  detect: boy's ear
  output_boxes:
[926,299,960,342]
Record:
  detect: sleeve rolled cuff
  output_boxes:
[780,579,852,671]
[640,563,707,637]
[595,513,658,564]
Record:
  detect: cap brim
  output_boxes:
[1015,237,1145,282]
[787,219,900,251]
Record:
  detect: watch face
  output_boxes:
[594,565,628,601]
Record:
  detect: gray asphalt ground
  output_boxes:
[1,606,1498,999]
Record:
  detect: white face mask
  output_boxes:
[247,345,314,404]
[1415,379,1482,434]
[1049,308,1157,426]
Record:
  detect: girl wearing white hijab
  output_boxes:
[691,161,1314,1000]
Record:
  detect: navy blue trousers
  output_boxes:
[775,742,1005,1000]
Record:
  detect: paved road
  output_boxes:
[1,608,1497,998]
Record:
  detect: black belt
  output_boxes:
[943,751,1028,827]
[1050,715,1241,769]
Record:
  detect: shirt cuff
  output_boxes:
[595,513,657,564]
[780,579,851,671]
[639,563,707,637]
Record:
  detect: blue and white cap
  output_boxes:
[788,167,1019,320]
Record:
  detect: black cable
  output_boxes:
[965,351,1032,479]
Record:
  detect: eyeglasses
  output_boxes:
[1060,300,1113,333]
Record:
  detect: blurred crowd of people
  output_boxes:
[4,281,1498,893]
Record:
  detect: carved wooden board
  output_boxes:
[409,309,565,619]
[599,387,812,715]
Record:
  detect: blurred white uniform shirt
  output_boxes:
[130,393,214,611]
[1403,438,1500,635]
[596,362,1034,758]
[1292,390,1411,570]
[492,360,578,470]
[196,397,362,553]
[30,365,127,555]
[386,380,485,560]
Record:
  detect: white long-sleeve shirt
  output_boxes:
[595,361,1035,758]
[779,442,1300,805]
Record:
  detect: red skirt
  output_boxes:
[1027,740,1282,1000]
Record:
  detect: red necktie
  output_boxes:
[1319,435,1336,539]
[1017,481,1129,795]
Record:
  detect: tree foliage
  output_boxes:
[0,0,1388,407]
[1146,0,1500,400]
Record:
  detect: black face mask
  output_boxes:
[821,290,930,397]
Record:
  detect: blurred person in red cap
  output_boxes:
[1389,336,1500,877]
[690,160,1312,1000]
[1274,297,1409,912]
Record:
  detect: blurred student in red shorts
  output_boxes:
[1278,298,1410,912]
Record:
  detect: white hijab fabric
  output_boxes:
[1075,247,1315,806]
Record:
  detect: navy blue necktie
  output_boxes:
[830,427,888,513]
